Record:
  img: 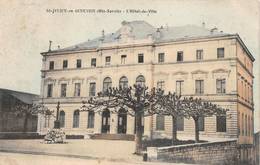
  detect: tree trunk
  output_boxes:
[23,113,29,132]
[172,115,178,144]
[194,118,199,143]
[134,112,143,155]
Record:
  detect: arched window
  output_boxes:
[156,115,165,130]
[59,111,65,128]
[119,76,128,89]
[87,111,95,128]
[73,110,80,128]
[136,75,145,87]
[103,77,112,92]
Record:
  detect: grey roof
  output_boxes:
[0,88,39,104]
[49,20,229,53]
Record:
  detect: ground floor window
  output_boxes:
[216,115,226,132]
[87,111,95,128]
[73,110,80,128]
[59,111,65,128]
[156,115,165,130]
[198,117,204,131]
[177,116,184,131]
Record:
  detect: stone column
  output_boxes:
[110,113,118,134]
[94,113,101,134]
[127,115,135,134]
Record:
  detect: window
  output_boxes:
[73,110,80,128]
[89,82,96,97]
[138,54,144,63]
[63,60,68,69]
[245,115,247,136]
[76,59,82,68]
[216,79,226,94]
[49,61,54,70]
[158,53,165,63]
[195,80,204,94]
[196,49,203,60]
[44,115,50,128]
[87,111,95,128]
[60,84,67,97]
[156,115,165,130]
[177,116,184,131]
[59,111,65,128]
[177,51,183,62]
[157,81,165,90]
[47,84,53,97]
[216,115,226,132]
[242,113,244,135]
[91,58,96,67]
[119,76,128,89]
[105,56,111,65]
[217,48,224,58]
[103,77,112,92]
[198,117,204,131]
[74,83,81,97]
[121,55,127,64]
[176,80,184,95]
[136,75,145,87]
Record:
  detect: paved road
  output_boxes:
[0,152,190,165]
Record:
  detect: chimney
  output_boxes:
[48,40,52,52]
[102,29,105,38]
[57,45,60,49]
[210,27,218,34]
[155,28,161,38]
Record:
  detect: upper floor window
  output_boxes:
[196,49,203,60]
[119,76,128,89]
[63,60,68,69]
[176,80,184,96]
[74,83,81,97]
[105,56,111,66]
[136,75,145,87]
[103,77,112,93]
[195,80,204,94]
[156,115,165,130]
[177,51,183,62]
[157,80,165,90]
[47,84,53,98]
[76,59,82,68]
[91,58,96,67]
[60,83,67,97]
[217,115,226,132]
[89,82,96,97]
[216,79,226,94]
[217,48,224,58]
[138,54,144,63]
[158,53,165,63]
[49,61,54,70]
[121,55,127,64]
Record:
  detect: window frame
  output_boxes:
[74,83,81,97]
[91,58,96,67]
[63,60,68,69]
[216,79,226,94]
[177,51,183,62]
[196,49,203,60]
[156,115,165,131]
[105,56,111,66]
[158,53,165,63]
[195,80,204,94]
[49,61,54,70]
[60,83,67,97]
[89,82,96,97]
[217,47,225,58]
[76,59,82,68]
[138,54,144,63]
[47,84,53,98]
[121,55,127,64]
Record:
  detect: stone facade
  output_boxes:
[37,21,254,146]
[147,140,238,164]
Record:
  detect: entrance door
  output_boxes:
[101,109,110,133]
[118,109,127,134]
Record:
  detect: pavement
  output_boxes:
[0,139,194,165]
[0,152,191,165]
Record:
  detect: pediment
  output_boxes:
[87,76,97,81]
[191,70,208,74]
[44,77,56,84]
[153,71,169,76]
[212,68,230,73]
[58,77,70,84]
[172,71,189,76]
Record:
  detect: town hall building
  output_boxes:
[38,21,254,152]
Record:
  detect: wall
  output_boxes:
[147,140,238,164]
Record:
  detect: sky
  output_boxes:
[0,0,259,131]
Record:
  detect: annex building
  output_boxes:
[38,21,254,150]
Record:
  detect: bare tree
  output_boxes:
[182,97,228,142]
[80,85,156,155]
[150,89,184,143]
